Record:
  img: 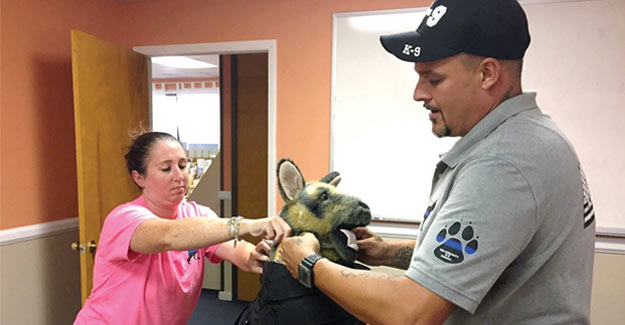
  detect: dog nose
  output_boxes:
[359,201,370,210]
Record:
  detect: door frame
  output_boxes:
[134,40,277,216]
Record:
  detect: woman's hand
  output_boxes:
[279,232,320,279]
[244,216,291,242]
[247,239,273,274]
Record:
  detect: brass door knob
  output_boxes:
[71,241,97,253]
[71,241,84,253]
[88,240,97,253]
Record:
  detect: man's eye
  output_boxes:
[179,164,187,170]
[162,167,170,172]
[429,79,442,86]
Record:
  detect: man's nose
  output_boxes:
[413,79,430,103]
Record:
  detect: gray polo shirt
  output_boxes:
[405,92,596,324]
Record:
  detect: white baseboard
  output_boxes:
[0,217,78,247]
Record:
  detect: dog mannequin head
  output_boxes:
[272,158,371,266]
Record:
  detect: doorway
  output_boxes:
[135,40,277,216]
[150,54,223,291]
[136,41,276,302]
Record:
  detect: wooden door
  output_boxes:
[71,30,149,304]
[232,53,269,301]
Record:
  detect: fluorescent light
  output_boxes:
[152,56,216,69]
[348,12,425,32]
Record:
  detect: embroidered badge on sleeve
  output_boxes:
[434,221,478,264]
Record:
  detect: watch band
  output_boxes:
[298,253,324,289]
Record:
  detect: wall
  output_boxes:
[591,253,625,323]
[0,2,128,320]
[0,0,127,229]
[0,0,422,232]
[0,231,81,324]
[121,0,425,208]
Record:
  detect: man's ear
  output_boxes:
[131,170,144,188]
[479,58,500,90]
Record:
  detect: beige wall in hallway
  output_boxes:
[591,253,625,324]
[1,231,81,324]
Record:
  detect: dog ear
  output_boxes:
[277,158,306,202]
[320,171,341,187]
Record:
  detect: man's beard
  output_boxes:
[433,125,451,138]
[430,118,451,138]
[426,104,451,138]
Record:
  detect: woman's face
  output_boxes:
[132,139,189,209]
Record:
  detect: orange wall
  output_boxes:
[0,0,427,230]
[0,0,127,229]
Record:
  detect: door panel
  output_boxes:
[233,53,269,301]
[71,30,149,304]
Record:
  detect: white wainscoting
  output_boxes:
[0,217,78,247]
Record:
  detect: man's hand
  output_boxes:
[353,227,391,266]
[279,232,320,278]
[354,227,415,269]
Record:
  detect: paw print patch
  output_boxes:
[434,221,478,264]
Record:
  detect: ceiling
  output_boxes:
[151,54,220,79]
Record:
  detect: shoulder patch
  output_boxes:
[433,221,478,264]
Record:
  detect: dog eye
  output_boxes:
[320,193,328,201]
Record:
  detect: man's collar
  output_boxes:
[440,92,539,168]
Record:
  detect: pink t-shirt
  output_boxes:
[74,195,223,325]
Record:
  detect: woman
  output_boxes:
[74,132,291,324]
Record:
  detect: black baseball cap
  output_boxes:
[380,0,530,62]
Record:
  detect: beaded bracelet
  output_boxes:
[227,216,243,242]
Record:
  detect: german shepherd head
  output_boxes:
[271,158,372,266]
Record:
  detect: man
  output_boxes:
[280,0,596,324]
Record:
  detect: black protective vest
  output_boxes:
[235,262,366,325]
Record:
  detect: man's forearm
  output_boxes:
[314,256,454,324]
[386,240,416,269]
[315,258,413,324]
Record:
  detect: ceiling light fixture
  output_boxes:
[151,56,216,69]
[348,11,424,32]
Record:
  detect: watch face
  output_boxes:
[298,263,313,288]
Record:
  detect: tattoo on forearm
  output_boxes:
[340,270,359,278]
[391,247,413,269]
[340,269,403,280]
[296,238,303,245]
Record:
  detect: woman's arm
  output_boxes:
[130,216,290,254]
[215,239,272,274]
